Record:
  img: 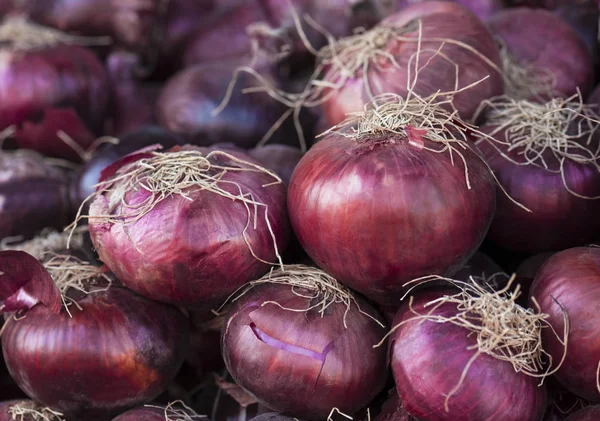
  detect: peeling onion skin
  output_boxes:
[529,247,600,403]
[477,127,600,253]
[221,283,388,420]
[89,148,290,309]
[320,2,503,126]
[2,286,189,421]
[0,44,110,162]
[391,289,547,421]
[565,406,600,421]
[287,133,496,305]
[488,8,594,100]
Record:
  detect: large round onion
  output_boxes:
[0,18,110,161]
[88,146,289,309]
[221,265,388,420]
[565,406,600,421]
[288,130,496,305]
[488,8,594,100]
[529,247,600,403]
[318,1,503,125]
[390,287,547,420]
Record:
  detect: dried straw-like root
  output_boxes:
[327,408,354,421]
[56,131,119,162]
[145,400,206,421]
[473,92,600,199]
[7,401,66,421]
[0,226,88,260]
[225,264,384,328]
[43,253,111,316]
[0,15,111,51]
[68,149,284,267]
[375,275,569,412]
[497,38,557,100]
[465,271,510,292]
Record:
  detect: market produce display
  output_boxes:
[0,0,598,420]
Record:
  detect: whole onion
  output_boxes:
[157,60,293,149]
[315,1,503,126]
[87,145,289,309]
[529,247,600,403]
[0,150,70,240]
[221,265,388,420]
[288,94,496,305]
[112,401,205,421]
[390,286,548,420]
[1,253,189,420]
[0,18,110,161]
[488,8,594,100]
[565,406,600,421]
[248,145,303,185]
[384,0,505,21]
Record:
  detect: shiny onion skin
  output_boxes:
[89,147,290,309]
[287,133,496,305]
[222,283,388,420]
[391,289,547,421]
[529,247,600,403]
[476,128,600,253]
[0,39,110,162]
[157,61,291,149]
[390,0,504,21]
[18,0,166,52]
[565,406,600,421]
[320,2,503,126]
[248,145,303,185]
[488,8,594,100]
[2,286,189,420]
[0,150,70,240]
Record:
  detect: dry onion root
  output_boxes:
[0,227,88,261]
[7,401,66,421]
[144,400,206,421]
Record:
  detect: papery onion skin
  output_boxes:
[320,2,503,125]
[2,286,189,420]
[389,0,504,21]
[0,43,110,161]
[287,133,496,305]
[391,288,547,421]
[222,283,388,420]
[529,247,600,403]
[488,8,594,100]
[89,147,290,309]
[564,406,600,421]
[476,127,600,253]
[248,145,303,185]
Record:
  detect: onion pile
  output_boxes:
[222,265,388,420]
[0,17,110,161]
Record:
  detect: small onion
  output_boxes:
[386,0,504,21]
[390,286,548,420]
[87,145,289,309]
[221,265,388,420]
[565,406,600,421]
[112,401,205,421]
[247,145,303,185]
[529,247,600,403]
[0,18,110,161]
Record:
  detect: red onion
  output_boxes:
[112,401,205,421]
[313,1,503,126]
[390,285,548,420]
[18,0,167,52]
[221,265,388,420]
[0,150,70,240]
[529,247,600,403]
[0,18,110,161]
[565,406,600,421]
[488,8,594,101]
[86,145,289,309]
[474,97,600,253]
[288,94,496,305]
[247,145,303,185]
[1,253,189,420]
[385,0,505,21]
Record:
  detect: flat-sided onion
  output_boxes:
[564,406,600,421]
[1,253,189,420]
[288,93,496,305]
[0,18,110,161]
[385,0,504,21]
[488,8,594,100]
[529,247,600,403]
[86,145,289,309]
[390,283,549,420]
[112,401,205,421]
[222,265,388,420]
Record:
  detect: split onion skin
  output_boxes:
[476,128,600,253]
[222,283,388,420]
[565,406,600,421]
[391,289,547,421]
[488,8,594,100]
[287,133,496,305]
[529,247,600,403]
[2,286,189,420]
[89,147,290,309]
[320,1,503,125]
